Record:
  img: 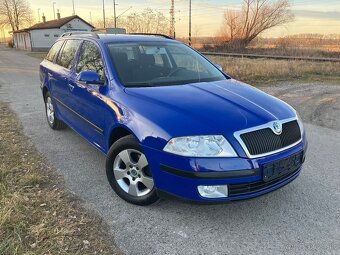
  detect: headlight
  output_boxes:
[163,135,237,157]
[296,112,305,135]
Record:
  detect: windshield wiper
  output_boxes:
[124,82,158,88]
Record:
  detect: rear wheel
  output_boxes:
[44,92,66,130]
[106,135,159,205]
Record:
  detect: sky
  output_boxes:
[26,0,340,37]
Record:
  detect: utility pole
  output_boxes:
[102,0,106,28]
[189,0,192,45]
[38,8,40,22]
[113,0,117,28]
[169,0,175,38]
[72,0,75,15]
[53,2,56,20]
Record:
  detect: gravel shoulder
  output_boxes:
[261,83,340,130]
[0,46,339,255]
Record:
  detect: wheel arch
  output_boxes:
[108,125,140,150]
[42,86,49,101]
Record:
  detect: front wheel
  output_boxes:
[106,135,159,205]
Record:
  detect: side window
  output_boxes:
[56,40,81,70]
[46,40,64,62]
[76,41,105,80]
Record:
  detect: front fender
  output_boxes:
[106,110,171,152]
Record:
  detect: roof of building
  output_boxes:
[13,15,94,33]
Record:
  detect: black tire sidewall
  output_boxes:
[106,135,159,205]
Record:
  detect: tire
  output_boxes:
[44,92,66,130]
[106,135,159,205]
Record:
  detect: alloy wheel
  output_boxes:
[113,149,154,197]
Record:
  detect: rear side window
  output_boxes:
[46,40,64,62]
[56,40,81,70]
[76,41,104,80]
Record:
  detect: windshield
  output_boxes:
[107,42,228,87]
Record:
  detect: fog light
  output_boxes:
[197,185,228,198]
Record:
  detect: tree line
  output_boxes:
[0,0,32,32]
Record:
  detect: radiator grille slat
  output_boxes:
[240,120,301,156]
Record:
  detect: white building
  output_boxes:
[13,15,94,52]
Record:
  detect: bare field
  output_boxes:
[208,56,340,86]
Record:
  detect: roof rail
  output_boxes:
[60,31,100,39]
[60,32,174,40]
[128,33,174,40]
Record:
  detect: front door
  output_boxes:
[67,40,111,151]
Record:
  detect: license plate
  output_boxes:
[262,151,303,182]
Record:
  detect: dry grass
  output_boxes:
[0,103,121,255]
[26,53,47,59]
[208,56,340,86]
[202,45,340,58]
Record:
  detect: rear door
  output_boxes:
[40,40,65,88]
[51,39,81,124]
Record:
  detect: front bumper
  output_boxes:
[142,135,307,202]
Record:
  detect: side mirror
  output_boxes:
[214,64,223,71]
[77,71,104,85]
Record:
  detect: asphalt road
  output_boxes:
[0,46,339,255]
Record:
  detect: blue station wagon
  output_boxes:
[40,32,307,205]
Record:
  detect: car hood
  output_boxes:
[124,79,296,145]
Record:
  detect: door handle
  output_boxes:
[68,83,75,91]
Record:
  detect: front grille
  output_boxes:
[240,120,301,156]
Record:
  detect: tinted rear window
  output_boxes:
[56,40,81,69]
[46,40,64,62]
